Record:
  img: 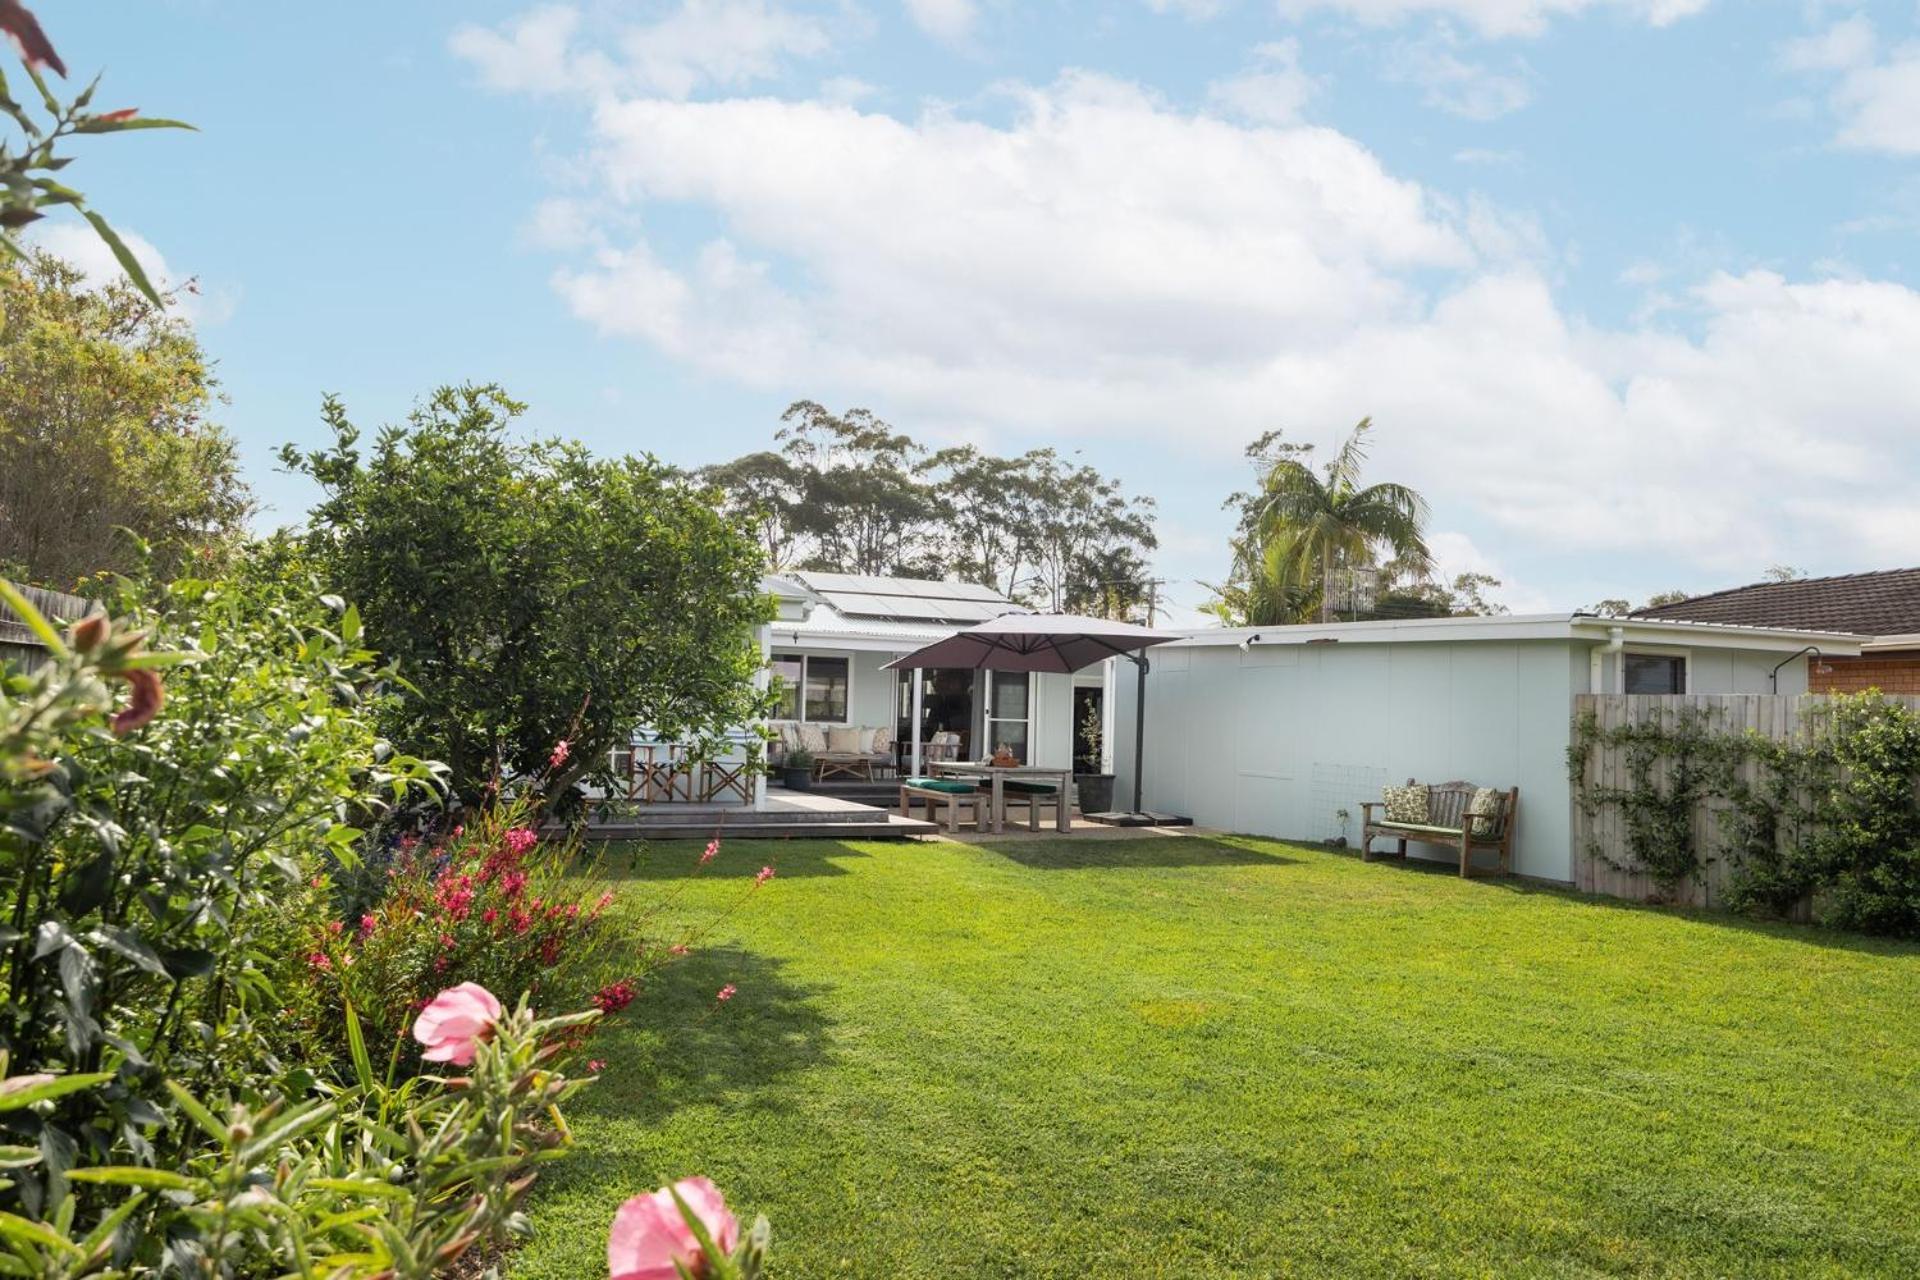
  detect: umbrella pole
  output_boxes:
[1131,652,1148,813]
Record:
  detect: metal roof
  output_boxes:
[1168,613,1865,654]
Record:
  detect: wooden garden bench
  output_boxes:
[1361,781,1518,878]
[898,777,986,832]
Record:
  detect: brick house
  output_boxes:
[1633,567,1920,694]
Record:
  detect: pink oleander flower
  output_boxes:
[412,982,502,1066]
[716,984,736,1003]
[608,1177,739,1280]
[358,913,377,940]
[550,739,571,769]
[594,979,637,1014]
[700,838,720,866]
[754,865,775,887]
[504,828,539,857]
[588,1058,606,1073]
[306,952,331,971]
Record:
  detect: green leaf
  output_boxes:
[343,1002,375,1093]
[89,926,169,978]
[162,1081,227,1145]
[0,1210,81,1256]
[0,1147,40,1169]
[0,1073,112,1112]
[66,1166,195,1191]
[72,115,197,135]
[80,210,163,307]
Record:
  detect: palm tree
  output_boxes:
[1250,418,1431,623]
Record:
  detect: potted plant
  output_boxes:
[1073,700,1115,814]
[782,748,815,792]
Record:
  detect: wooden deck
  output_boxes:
[582,788,936,840]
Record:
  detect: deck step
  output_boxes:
[584,814,936,841]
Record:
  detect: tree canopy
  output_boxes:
[0,253,250,587]
[700,401,1158,619]
[281,384,774,808]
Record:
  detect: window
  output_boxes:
[804,656,849,722]
[1623,652,1687,694]
[985,670,1031,764]
[771,652,850,723]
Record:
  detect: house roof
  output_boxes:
[1630,567,1920,638]
[763,571,1027,652]
[1167,613,1864,655]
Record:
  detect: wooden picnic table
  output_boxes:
[932,762,1073,834]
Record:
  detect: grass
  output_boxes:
[512,834,1920,1279]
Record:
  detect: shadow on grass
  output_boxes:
[983,835,1300,872]
[592,837,880,880]
[1318,838,1920,959]
[574,942,835,1128]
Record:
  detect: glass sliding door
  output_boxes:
[985,670,1031,764]
[896,667,979,765]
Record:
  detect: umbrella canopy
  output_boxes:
[881,612,1180,674]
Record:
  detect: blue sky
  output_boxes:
[42,0,1920,622]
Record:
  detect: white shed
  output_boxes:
[1113,615,1861,882]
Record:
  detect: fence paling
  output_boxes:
[1571,692,1920,910]
[1,585,96,674]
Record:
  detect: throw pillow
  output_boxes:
[826,726,863,754]
[1466,786,1502,835]
[856,726,877,753]
[1382,782,1430,825]
[798,723,828,754]
[871,725,895,754]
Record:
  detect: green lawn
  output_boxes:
[514,834,1920,1279]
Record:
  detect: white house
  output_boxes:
[1113,613,1863,881]
[761,571,1107,781]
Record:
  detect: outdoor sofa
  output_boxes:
[770,722,897,780]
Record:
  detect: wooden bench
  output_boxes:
[1361,781,1518,878]
[898,777,986,832]
[1000,779,1065,832]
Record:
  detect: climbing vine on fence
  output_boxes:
[1568,694,1920,937]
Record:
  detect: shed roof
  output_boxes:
[1631,567,1920,638]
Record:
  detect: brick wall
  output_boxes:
[1811,652,1920,695]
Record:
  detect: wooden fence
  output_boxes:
[0,585,97,674]
[1570,693,1920,909]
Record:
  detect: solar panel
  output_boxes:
[793,571,1018,612]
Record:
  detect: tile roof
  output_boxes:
[1631,567,1920,637]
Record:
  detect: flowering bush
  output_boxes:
[0,990,602,1278]
[315,800,627,1052]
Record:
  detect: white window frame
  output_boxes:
[1619,645,1691,695]
[769,649,855,724]
[983,669,1035,762]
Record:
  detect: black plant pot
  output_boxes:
[782,765,814,792]
[1074,773,1115,813]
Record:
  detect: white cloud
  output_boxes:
[1271,0,1708,40]
[1383,29,1532,119]
[451,0,831,100]
[498,61,1920,591]
[1775,16,1920,156]
[1206,39,1321,125]
[28,221,232,325]
[904,0,978,45]
[1776,15,1875,74]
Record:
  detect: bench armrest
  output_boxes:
[1359,801,1382,820]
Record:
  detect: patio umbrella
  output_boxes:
[883,612,1185,823]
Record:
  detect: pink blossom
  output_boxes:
[594,979,637,1014]
[608,1178,739,1280]
[588,1059,606,1073]
[669,944,689,957]
[412,982,502,1066]
[754,866,775,887]
[504,828,539,857]
[716,984,736,1003]
[306,952,332,971]
[700,838,720,866]
[358,914,377,940]
[550,739,571,769]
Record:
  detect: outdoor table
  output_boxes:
[932,762,1073,834]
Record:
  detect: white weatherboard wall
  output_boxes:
[1117,640,1579,881]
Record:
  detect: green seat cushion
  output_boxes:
[904,778,979,794]
[1373,820,1466,837]
[1001,780,1059,794]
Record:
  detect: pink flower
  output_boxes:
[700,838,720,866]
[306,952,332,971]
[608,1178,740,1280]
[550,739,571,769]
[669,943,689,957]
[594,979,637,1014]
[412,982,502,1066]
[716,984,736,1003]
[754,865,775,887]
[504,828,539,857]
[358,914,377,940]
[588,1059,606,1073]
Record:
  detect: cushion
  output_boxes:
[1382,782,1430,825]
[1467,786,1502,835]
[797,723,828,754]
[826,726,863,754]
[856,726,877,753]
[1002,779,1059,794]
[871,725,895,754]
[905,777,979,794]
